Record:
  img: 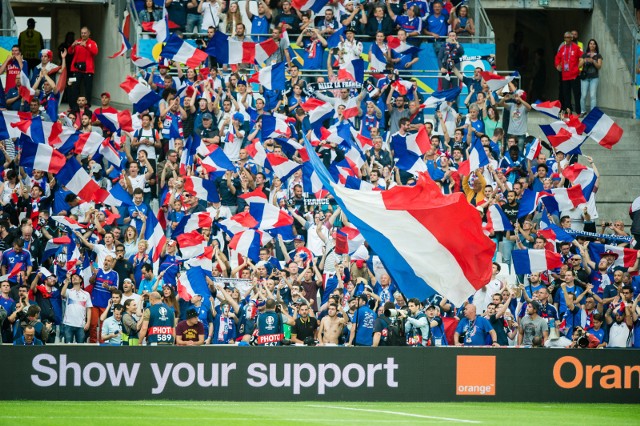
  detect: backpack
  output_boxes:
[382,316,406,346]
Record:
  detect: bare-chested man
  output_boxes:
[318,303,347,345]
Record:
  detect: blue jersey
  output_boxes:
[92,269,119,308]
[1,249,32,283]
[395,15,422,34]
[127,203,150,235]
[353,305,375,346]
[427,13,448,37]
[456,316,494,346]
[251,15,270,43]
[361,114,380,139]
[159,255,179,286]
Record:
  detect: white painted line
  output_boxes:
[306,405,482,424]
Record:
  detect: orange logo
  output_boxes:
[456,355,496,396]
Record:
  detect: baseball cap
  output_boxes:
[345,27,355,33]
[237,79,247,86]
[186,308,199,319]
[233,112,244,122]
[202,112,213,120]
[294,235,304,242]
[101,92,111,98]
[603,249,619,259]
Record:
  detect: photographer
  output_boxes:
[568,326,599,349]
[373,302,400,347]
[400,298,430,347]
[348,294,375,347]
[254,299,295,346]
[14,304,51,345]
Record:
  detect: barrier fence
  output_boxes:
[3,346,638,402]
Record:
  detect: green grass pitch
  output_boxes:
[0,401,638,425]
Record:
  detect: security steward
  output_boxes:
[254,299,295,346]
[138,291,175,345]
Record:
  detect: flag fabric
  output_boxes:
[248,62,286,91]
[254,38,279,65]
[337,58,365,83]
[343,175,375,191]
[393,150,427,175]
[41,236,73,263]
[249,202,294,230]
[486,204,514,232]
[0,262,24,282]
[131,43,157,68]
[238,188,269,204]
[120,76,161,113]
[73,131,104,157]
[587,243,638,269]
[229,229,272,262]
[183,176,221,203]
[218,212,260,238]
[391,79,413,96]
[303,137,495,306]
[56,157,113,204]
[245,139,268,168]
[512,249,563,274]
[199,144,236,175]
[161,34,208,68]
[94,109,134,134]
[540,121,587,154]
[144,210,168,267]
[302,161,329,199]
[51,216,85,231]
[420,88,461,109]
[457,139,490,176]
[291,0,329,13]
[538,223,575,247]
[551,185,587,211]
[532,100,562,118]
[517,189,554,218]
[386,36,420,56]
[562,163,597,200]
[525,137,542,161]
[390,126,431,157]
[19,135,66,173]
[341,97,360,120]
[18,70,35,103]
[335,225,365,255]
[369,43,387,71]
[172,212,215,238]
[300,98,334,127]
[176,231,207,259]
[99,139,123,167]
[141,7,169,42]
[108,29,131,58]
[479,71,514,92]
[582,108,624,149]
[205,31,256,65]
[265,154,302,181]
[177,271,197,301]
[327,27,346,49]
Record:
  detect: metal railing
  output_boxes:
[1,0,17,37]
[468,0,495,44]
[595,0,638,79]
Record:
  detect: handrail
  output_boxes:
[468,0,495,44]
[595,0,638,80]
[1,1,17,37]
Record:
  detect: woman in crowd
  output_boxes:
[579,38,603,117]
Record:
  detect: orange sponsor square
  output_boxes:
[456,355,496,396]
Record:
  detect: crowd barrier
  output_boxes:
[3,346,638,402]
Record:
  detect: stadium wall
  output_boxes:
[3,347,639,402]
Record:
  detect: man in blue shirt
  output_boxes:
[454,303,499,346]
[1,239,33,286]
[348,294,375,346]
[13,324,43,345]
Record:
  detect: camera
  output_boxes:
[458,332,466,344]
[604,222,611,227]
[384,309,402,318]
[575,328,589,348]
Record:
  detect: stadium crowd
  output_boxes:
[0,0,639,350]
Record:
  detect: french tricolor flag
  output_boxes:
[421,87,461,109]
[131,43,157,69]
[144,211,168,268]
[73,132,104,157]
[301,98,334,128]
[512,249,563,274]
[0,262,24,282]
[245,139,268,168]
[517,189,554,218]
[172,211,215,238]
[343,175,375,191]
[551,185,587,211]
[261,114,291,139]
[19,135,66,173]
[254,38,279,65]
[338,58,365,83]
[479,71,514,93]
[52,215,85,231]
[304,137,495,305]
[176,231,207,259]
[532,100,562,118]
[525,137,542,161]
[386,36,420,56]
[199,145,235,175]
[229,229,272,262]
[120,76,161,113]
[302,161,329,199]
[350,126,373,152]
[394,151,427,175]
[183,176,221,203]
[391,126,431,157]
[177,272,197,301]
[342,97,360,120]
[239,188,269,204]
[41,236,73,264]
[108,29,131,59]
[205,31,256,65]
[582,107,624,149]
[538,223,575,246]
[391,79,413,96]
[291,0,329,13]
[95,110,134,134]
[249,203,294,240]
[141,7,170,42]
[541,122,587,154]
[218,213,260,238]
[18,70,35,103]
[57,157,123,206]
[335,225,365,255]
[161,34,208,68]
[369,43,387,72]
[457,139,490,176]
[248,62,286,91]
[562,163,597,200]
[266,154,302,181]
[587,242,638,269]
[486,204,514,232]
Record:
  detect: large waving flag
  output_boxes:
[420,87,461,109]
[141,6,169,42]
[479,71,514,92]
[131,44,157,69]
[73,132,104,157]
[587,242,638,269]
[386,36,420,56]
[57,157,122,206]
[303,138,495,305]
[369,43,387,71]
[248,62,286,91]
[525,137,542,161]
[238,188,268,204]
[172,211,215,238]
[338,58,365,83]
[390,126,431,157]
[95,109,134,134]
[512,249,563,274]
[562,163,597,200]
[540,121,587,154]
[254,38,279,65]
[144,210,168,270]
[551,185,587,211]
[517,189,554,218]
[486,204,514,232]
[19,135,66,173]
[302,161,329,199]
[335,225,365,255]
[245,139,268,168]
[109,29,131,58]
[161,34,208,68]
[176,231,207,259]
[229,229,272,262]
[532,100,561,118]
[249,202,295,240]
[457,139,490,176]
[183,176,220,203]
[301,98,334,128]
[120,76,161,113]
[199,144,236,175]
[266,154,302,181]
[205,31,256,65]
[582,108,624,149]
[218,212,260,238]
[292,0,328,13]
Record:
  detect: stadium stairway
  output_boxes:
[527,112,640,225]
